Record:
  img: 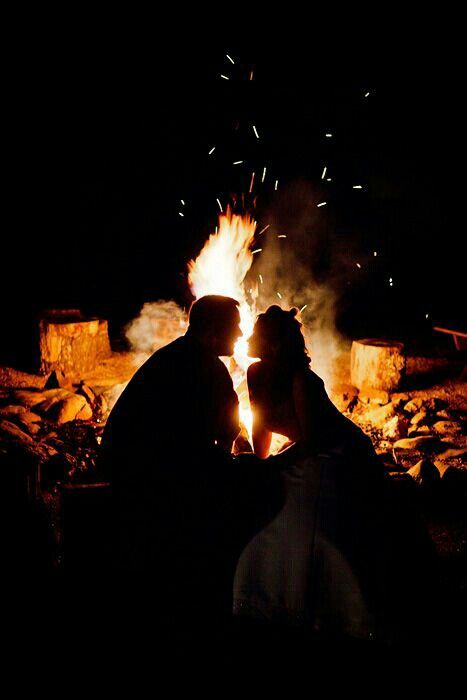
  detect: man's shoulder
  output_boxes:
[144,335,187,364]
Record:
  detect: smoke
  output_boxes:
[250,181,353,388]
[125,300,188,363]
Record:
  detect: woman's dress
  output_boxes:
[233,368,389,639]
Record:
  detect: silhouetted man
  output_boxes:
[100,295,282,637]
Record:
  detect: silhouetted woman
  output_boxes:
[234,306,401,640]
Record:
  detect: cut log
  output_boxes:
[39,309,111,379]
[350,338,405,392]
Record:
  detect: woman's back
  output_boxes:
[250,362,373,460]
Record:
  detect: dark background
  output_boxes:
[3,35,464,367]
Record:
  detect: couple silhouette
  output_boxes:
[100,294,433,643]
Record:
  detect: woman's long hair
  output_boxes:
[253,306,311,399]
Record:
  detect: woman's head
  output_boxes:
[248,305,311,369]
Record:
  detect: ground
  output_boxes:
[1,335,466,646]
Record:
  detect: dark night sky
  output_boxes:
[3,35,464,364]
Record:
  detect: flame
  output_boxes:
[188,208,289,456]
[188,208,258,444]
[188,208,258,371]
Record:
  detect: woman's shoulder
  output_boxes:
[247,360,263,382]
[292,367,325,393]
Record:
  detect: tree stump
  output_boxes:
[350,339,405,392]
[39,309,111,379]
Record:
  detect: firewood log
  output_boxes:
[39,310,111,379]
[350,338,405,392]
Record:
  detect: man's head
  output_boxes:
[188,295,241,356]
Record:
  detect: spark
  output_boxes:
[321,166,327,179]
[356,263,361,268]
[276,292,282,299]
[299,305,307,313]
[389,277,393,283]
[233,160,243,165]
[253,125,260,139]
[364,91,370,97]
[259,274,263,284]
[275,179,279,190]
[252,248,262,255]
[208,146,216,155]
[220,74,229,80]
[325,133,333,138]
[258,224,270,235]
[178,212,184,217]
[277,235,287,238]
[353,185,363,189]
[180,199,185,205]
[425,313,429,319]
[262,166,267,183]
[226,54,235,64]
[216,198,223,212]
[249,172,255,193]
[326,178,332,182]
[317,201,327,208]
[249,70,254,81]
[374,251,378,256]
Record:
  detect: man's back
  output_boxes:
[100,335,242,616]
[100,327,283,633]
[102,334,239,466]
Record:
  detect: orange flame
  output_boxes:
[188,207,289,455]
[188,208,258,442]
[188,208,258,370]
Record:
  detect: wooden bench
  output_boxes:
[433,325,467,351]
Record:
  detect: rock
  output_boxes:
[76,402,93,421]
[432,421,463,436]
[424,397,448,412]
[393,436,442,451]
[0,419,34,444]
[0,405,28,417]
[404,398,424,414]
[411,410,430,426]
[435,409,452,420]
[44,369,73,390]
[359,388,390,405]
[77,383,96,404]
[436,446,467,460]
[21,410,41,424]
[407,459,440,486]
[12,388,72,409]
[382,415,410,440]
[437,465,465,483]
[35,389,76,413]
[330,384,359,412]
[93,394,108,421]
[0,366,47,390]
[10,409,43,436]
[391,393,410,409]
[53,395,88,424]
[408,425,432,437]
[363,403,396,429]
[375,440,393,455]
[19,420,41,436]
